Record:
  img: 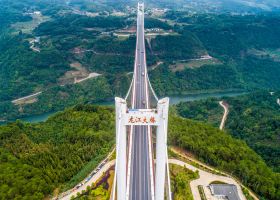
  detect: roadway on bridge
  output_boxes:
[128,3,153,200]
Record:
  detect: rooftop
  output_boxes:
[209,184,240,200]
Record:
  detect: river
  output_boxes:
[1,91,246,124]
[169,91,246,104]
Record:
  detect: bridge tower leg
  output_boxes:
[115,97,127,200]
[155,98,170,200]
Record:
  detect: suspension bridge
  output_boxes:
[112,2,171,200]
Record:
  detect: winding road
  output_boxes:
[59,160,115,200]
[219,101,229,130]
[55,148,115,200]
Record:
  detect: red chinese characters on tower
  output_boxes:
[143,117,148,123]
[129,116,135,123]
[136,117,141,123]
[127,116,157,124]
[149,116,156,123]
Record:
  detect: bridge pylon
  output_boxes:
[114,97,128,200]
[112,97,171,200]
[155,98,171,200]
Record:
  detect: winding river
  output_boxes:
[1,91,246,124]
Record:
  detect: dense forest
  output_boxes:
[149,13,280,95]
[0,35,70,102]
[0,77,113,121]
[150,63,243,96]
[0,105,115,199]
[183,14,280,58]
[168,115,280,200]
[175,97,224,126]
[0,2,31,33]
[150,33,206,61]
[175,91,280,172]
[1,104,280,199]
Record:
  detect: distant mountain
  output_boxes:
[147,0,280,12]
[219,0,280,11]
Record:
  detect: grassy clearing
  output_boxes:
[11,13,50,34]
[266,48,280,61]
[170,164,199,200]
[248,48,280,61]
[170,58,222,72]
[198,185,207,200]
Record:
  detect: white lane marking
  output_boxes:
[127,8,142,197]
[127,3,155,199]
[131,9,140,109]
[127,8,143,199]
[142,12,155,200]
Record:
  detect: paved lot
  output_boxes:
[169,159,246,200]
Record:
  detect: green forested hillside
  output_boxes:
[145,17,172,30]
[151,13,280,95]
[0,77,113,121]
[0,5,31,33]
[175,91,280,172]
[34,15,131,36]
[150,33,206,61]
[0,105,114,199]
[176,98,223,126]
[0,0,67,33]
[1,104,280,199]
[150,63,243,96]
[184,14,280,57]
[0,35,70,101]
[169,115,280,200]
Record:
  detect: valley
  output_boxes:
[0,1,280,200]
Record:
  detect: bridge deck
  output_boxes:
[128,3,153,200]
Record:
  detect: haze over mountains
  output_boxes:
[143,0,280,12]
